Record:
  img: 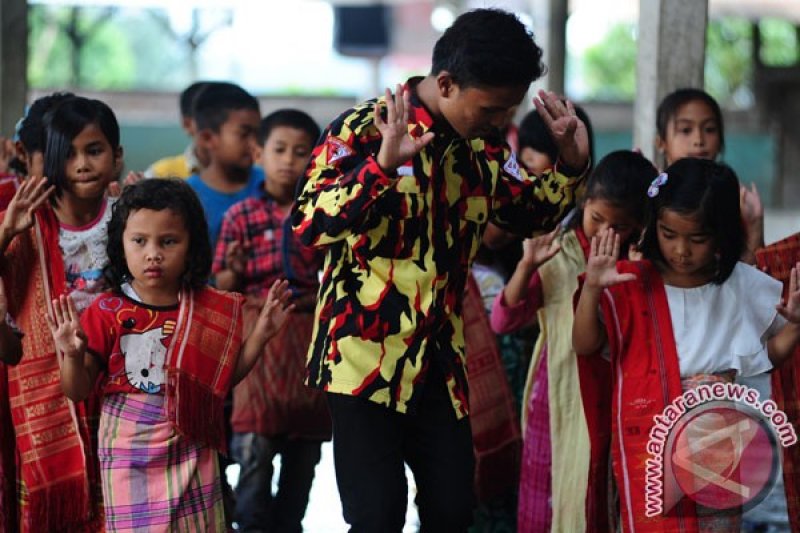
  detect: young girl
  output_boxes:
[47,178,293,532]
[491,150,657,532]
[0,96,121,532]
[656,88,764,263]
[573,158,800,531]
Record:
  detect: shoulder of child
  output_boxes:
[729,261,782,293]
[200,284,246,305]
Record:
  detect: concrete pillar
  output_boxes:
[633,0,708,166]
[0,0,28,139]
[525,0,566,94]
[546,0,567,96]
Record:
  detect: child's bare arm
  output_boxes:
[740,183,764,265]
[503,228,560,307]
[47,295,99,401]
[769,262,800,366]
[573,229,636,355]
[233,279,294,385]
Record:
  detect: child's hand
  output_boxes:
[124,171,144,186]
[534,90,589,171]
[107,172,144,198]
[585,229,636,289]
[521,227,561,269]
[253,279,295,341]
[740,183,764,229]
[1,175,54,237]
[225,240,250,275]
[777,262,800,324]
[374,84,434,174]
[46,295,87,359]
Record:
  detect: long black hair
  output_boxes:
[638,158,743,283]
[43,96,120,199]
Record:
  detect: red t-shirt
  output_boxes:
[81,292,179,395]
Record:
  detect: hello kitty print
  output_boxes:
[80,292,179,395]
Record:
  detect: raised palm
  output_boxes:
[46,295,87,359]
[255,279,294,340]
[3,176,54,237]
[374,84,434,173]
[226,241,249,275]
[777,262,800,324]
[534,90,589,170]
[521,227,561,269]
[585,230,636,289]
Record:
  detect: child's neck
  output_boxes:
[264,181,294,209]
[129,280,180,307]
[200,163,250,194]
[658,261,716,289]
[54,194,106,228]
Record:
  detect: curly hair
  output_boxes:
[431,8,545,88]
[105,178,211,291]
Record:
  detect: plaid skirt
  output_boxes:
[98,393,225,532]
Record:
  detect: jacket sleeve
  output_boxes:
[291,103,399,248]
[491,146,587,237]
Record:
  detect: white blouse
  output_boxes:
[665,262,786,378]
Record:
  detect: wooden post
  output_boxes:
[0,0,28,140]
[633,0,708,166]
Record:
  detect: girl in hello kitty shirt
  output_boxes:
[48,178,293,532]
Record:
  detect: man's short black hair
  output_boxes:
[193,82,260,133]
[431,8,545,89]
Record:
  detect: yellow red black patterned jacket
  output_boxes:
[292,78,585,417]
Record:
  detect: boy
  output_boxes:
[145,81,212,179]
[187,82,264,249]
[213,109,329,533]
[292,8,590,532]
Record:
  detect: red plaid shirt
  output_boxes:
[213,194,322,299]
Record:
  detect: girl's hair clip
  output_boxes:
[647,172,668,198]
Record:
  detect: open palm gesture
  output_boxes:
[2,176,54,237]
[534,90,589,171]
[777,262,800,324]
[253,279,295,341]
[225,240,249,275]
[374,84,435,173]
[46,295,87,359]
[521,227,561,269]
[585,229,636,289]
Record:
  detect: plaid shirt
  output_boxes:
[213,194,322,299]
[292,77,585,417]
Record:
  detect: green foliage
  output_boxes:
[575,16,799,107]
[760,18,800,66]
[581,24,638,101]
[28,5,188,90]
[705,18,753,107]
